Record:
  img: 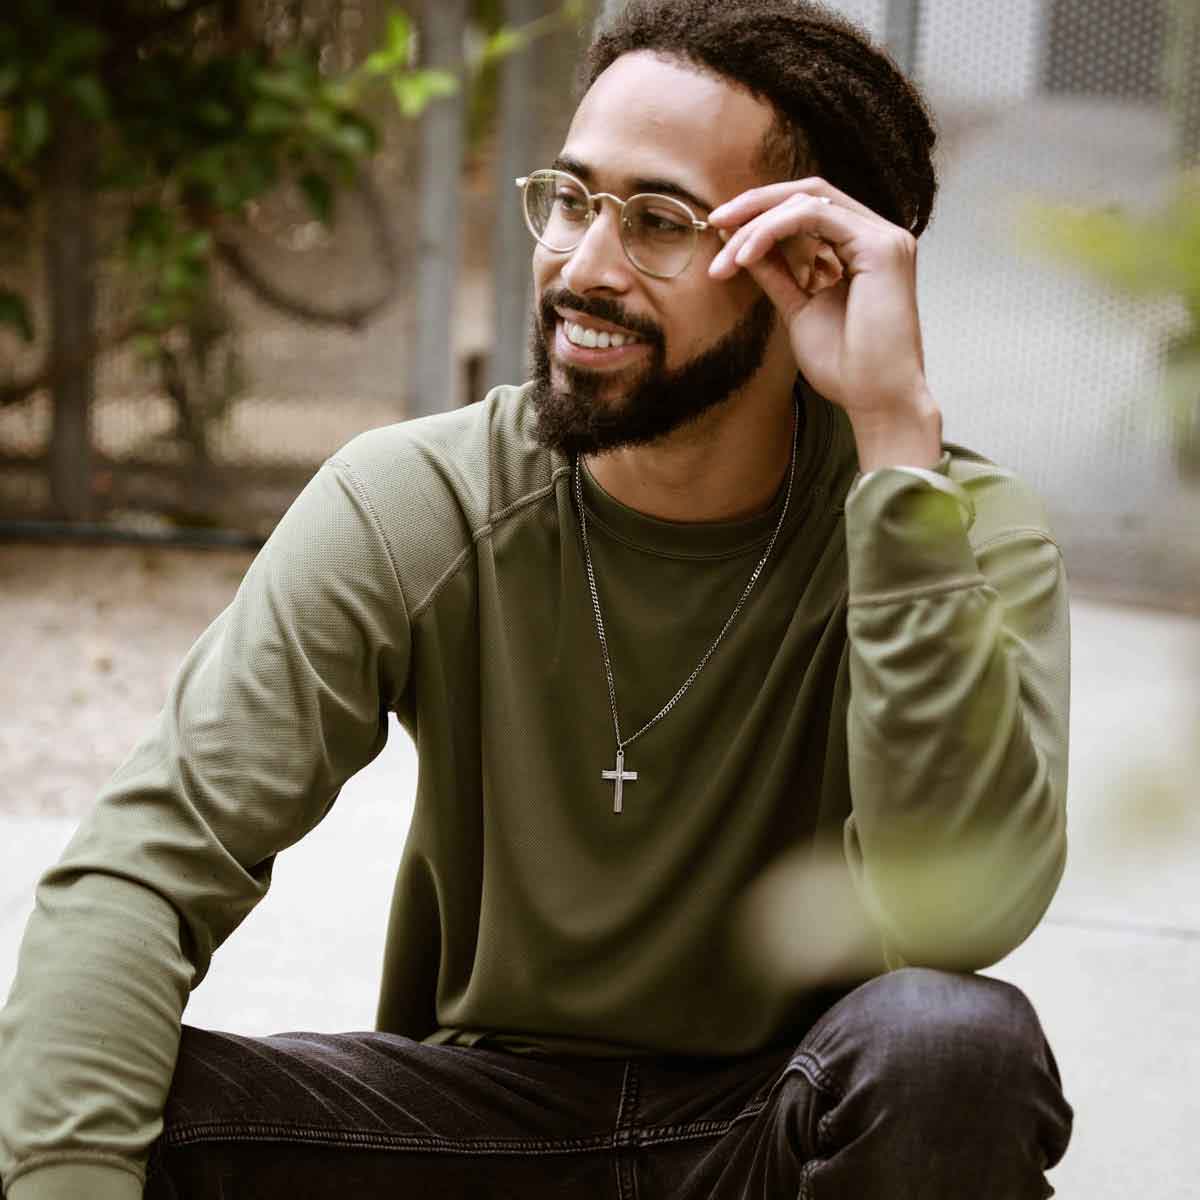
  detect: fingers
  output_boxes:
[709,193,856,281]
[708,177,884,228]
[740,245,815,322]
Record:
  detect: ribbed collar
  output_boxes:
[569,380,858,561]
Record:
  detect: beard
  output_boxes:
[527,286,777,457]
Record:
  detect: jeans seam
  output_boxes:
[787,1048,846,1158]
[162,1120,614,1156]
[786,1050,845,1105]
[613,1060,640,1200]
[798,1157,820,1200]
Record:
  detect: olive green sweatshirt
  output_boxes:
[0,382,1069,1200]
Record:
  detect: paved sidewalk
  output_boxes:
[2,595,1197,1197]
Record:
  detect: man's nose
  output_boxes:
[559,204,633,294]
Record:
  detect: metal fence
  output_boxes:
[839,0,1200,609]
[2,0,1197,607]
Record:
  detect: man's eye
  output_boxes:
[556,191,588,217]
[637,211,689,238]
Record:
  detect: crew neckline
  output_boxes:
[568,381,853,560]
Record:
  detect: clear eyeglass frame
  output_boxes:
[514,168,712,280]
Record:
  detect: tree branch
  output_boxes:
[0,316,153,409]
[214,169,401,330]
[3,169,401,407]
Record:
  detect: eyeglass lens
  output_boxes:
[522,171,697,278]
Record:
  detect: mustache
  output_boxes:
[539,288,664,348]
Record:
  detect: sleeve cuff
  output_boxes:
[844,453,982,601]
[848,452,975,532]
[6,1161,144,1200]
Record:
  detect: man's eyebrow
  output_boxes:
[551,154,715,215]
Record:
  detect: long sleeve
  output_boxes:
[841,452,1070,972]
[0,457,411,1200]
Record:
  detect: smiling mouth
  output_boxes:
[552,313,653,371]
[561,318,641,350]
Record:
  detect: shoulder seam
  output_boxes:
[410,463,571,621]
[328,455,412,623]
[474,464,572,542]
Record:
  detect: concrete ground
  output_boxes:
[2,594,1198,1197]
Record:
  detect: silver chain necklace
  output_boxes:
[574,399,800,814]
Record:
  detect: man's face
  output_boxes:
[528,51,790,456]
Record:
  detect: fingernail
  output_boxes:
[717,228,729,243]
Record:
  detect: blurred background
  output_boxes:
[2,2,1198,1196]
[2,0,1198,595]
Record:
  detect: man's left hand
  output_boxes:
[708,178,942,470]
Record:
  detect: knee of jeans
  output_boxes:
[806,967,1051,1092]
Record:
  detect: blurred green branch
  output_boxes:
[1021,172,1200,479]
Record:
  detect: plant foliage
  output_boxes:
[1024,173,1200,476]
[0,0,574,350]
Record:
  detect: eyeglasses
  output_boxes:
[515,168,712,280]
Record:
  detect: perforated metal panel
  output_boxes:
[828,0,1199,606]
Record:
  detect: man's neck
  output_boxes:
[582,386,797,523]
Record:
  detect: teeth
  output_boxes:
[565,320,635,350]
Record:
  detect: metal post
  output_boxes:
[883,0,922,79]
[489,0,543,393]
[46,103,97,521]
[411,0,467,416]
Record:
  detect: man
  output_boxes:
[0,1,1074,1197]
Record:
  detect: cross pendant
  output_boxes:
[601,747,638,814]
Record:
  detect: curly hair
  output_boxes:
[581,0,938,237]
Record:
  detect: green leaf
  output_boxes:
[144,299,173,330]
[320,80,358,108]
[385,9,415,62]
[0,63,20,101]
[128,204,174,261]
[481,26,529,64]
[248,98,297,135]
[161,259,194,295]
[416,69,459,98]
[196,100,235,129]
[390,69,458,117]
[304,106,338,140]
[68,74,109,121]
[0,289,34,342]
[363,49,403,76]
[253,69,313,106]
[389,75,424,118]
[330,112,377,157]
[181,230,214,259]
[299,170,334,224]
[15,100,50,160]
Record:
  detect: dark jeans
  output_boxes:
[146,968,1072,1199]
